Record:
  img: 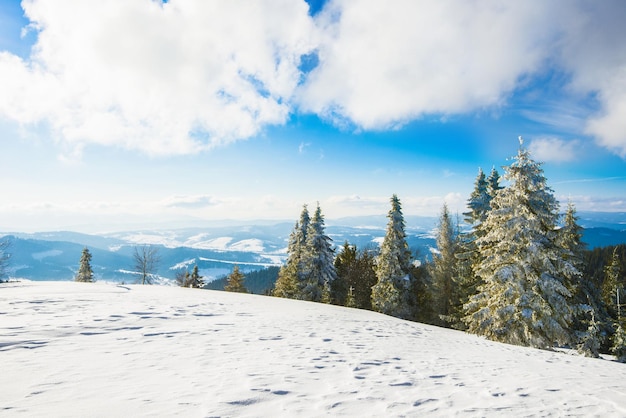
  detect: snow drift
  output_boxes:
[2,281,625,417]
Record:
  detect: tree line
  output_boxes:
[270,138,626,360]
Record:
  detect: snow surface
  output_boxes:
[2,281,626,417]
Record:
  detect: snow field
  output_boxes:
[1,281,626,417]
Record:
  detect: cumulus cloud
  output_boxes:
[0,0,316,156]
[2,0,626,159]
[298,0,559,129]
[529,137,579,163]
[297,0,626,157]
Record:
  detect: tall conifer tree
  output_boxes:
[372,194,411,318]
[430,203,461,326]
[274,205,310,299]
[75,247,94,283]
[224,265,248,293]
[300,204,337,302]
[464,138,578,349]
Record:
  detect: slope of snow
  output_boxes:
[2,281,626,417]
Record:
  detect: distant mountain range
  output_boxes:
[2,212,625,283]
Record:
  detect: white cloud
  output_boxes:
[3,0,626,160]
[585,79,626,158]
[529,137,578,163]
[0,0,316,156]
[162,195,216,209]
[296,0,626,158]
[298,0,559,129]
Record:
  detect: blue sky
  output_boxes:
[1,0,625,233]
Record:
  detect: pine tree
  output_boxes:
[224,265,248,293]
[611,321,626,362]
[333,241,356,305]
[464,138,578,349]
[560,202,606,351]
[346,285,357,308]
[188,265,204,288]
[429,203,460,327]
[274,205,310,299]
[300,204,338,302]
[372,194,412,318]
[75,247,94,283]
[577,308,601,358]
[463,168,490,225]
[486,166,503,199]
[335,243,378,310]
[602,247,623,319]
[456,167,501,325]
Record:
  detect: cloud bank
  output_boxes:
[1,0,626,157]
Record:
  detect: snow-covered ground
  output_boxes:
[2,281,626,417]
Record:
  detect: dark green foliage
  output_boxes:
[176,265,204,288]
[224,265,248,293]
[429,204,462,327]
[206,266,279,294]
[334,242,378,309]
[408,260,432,323]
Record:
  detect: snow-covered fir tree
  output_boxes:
[601,247,623,319]
[577,308,601,358]
[429,203,461,327]
[188,265,204,289]
[463,168,491,225]
[224,265,248,293]
[372,194,412,318]
[300,204,338,302]
[75,247,94,283]
[455,168,501,328]
[274,205,310,299]
[464,138,578,349]
[486,166,503,198]
[560,202,605,353]
[612,321,626,362]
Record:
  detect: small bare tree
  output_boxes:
[133,245,160,285]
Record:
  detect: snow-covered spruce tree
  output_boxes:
[486,166,503,198]
[75,247,94,282]
[224,265,248,293]
[454,168,500,328]
[464,138,578,349]
[372,194,412,318]
[464,168,491,225]
[274,205,310,299]
[578,308,601,358]
[429,203,461,327]
[559,202,605,355]
[188,265,205,289]
[300,204,338,302]
[612,321,626,362]
[601,247,623,319]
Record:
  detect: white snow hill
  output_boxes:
[1,281,625,417]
